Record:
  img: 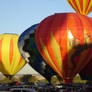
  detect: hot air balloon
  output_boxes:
[18,24,57,83]
[67,0,92,81]
[35,13,92,83]
[0,34,26,78]
[67,0,92,16]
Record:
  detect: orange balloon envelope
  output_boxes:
[35,13,92,83]
[0,34,26,76]
[67,0,92,15]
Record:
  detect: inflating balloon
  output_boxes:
[35,13,92,83]
[0,34,26,78]
[18,24,57,82]
[67,0,92,16]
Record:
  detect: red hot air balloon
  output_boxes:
[67,0,92,81]
[35,13,92,83]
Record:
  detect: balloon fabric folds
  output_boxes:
[0,34,26,76]
[18,24,56,82]
[79,59,92,80]
[67,0,92,15]
[35,13,92,83]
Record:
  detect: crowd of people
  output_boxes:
[9,84,92,92]
[0,81,92,92]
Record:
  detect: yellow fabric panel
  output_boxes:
[84,29,90,44]
[0,34,26,75]
[75,0,82,14]
[39,37,63,77]
[51,32,63,72]
[1,35,10,74]
[83,0,86,14]
[86,0,92,15]
[14,59,26,74]
[11,35,20,74]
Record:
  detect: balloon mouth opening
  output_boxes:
[4,74,14,80]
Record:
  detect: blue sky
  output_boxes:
[0,0,92,35]
[0,0,92,74]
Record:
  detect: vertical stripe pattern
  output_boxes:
[35,13,92,83]
[0,34,26,75]
[9,38,13,64]
[67,0,92,15]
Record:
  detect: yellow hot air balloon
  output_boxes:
[67,0,92,16]
[0,34,26,77]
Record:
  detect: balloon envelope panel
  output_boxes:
[0,34,26,75]
[79,59,92,80]
[18,24,56,82]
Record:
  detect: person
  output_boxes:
[15,81,19,86]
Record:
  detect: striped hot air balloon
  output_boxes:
[67,0,92,16]
[35,13,92,83]
[0,34,26,77]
